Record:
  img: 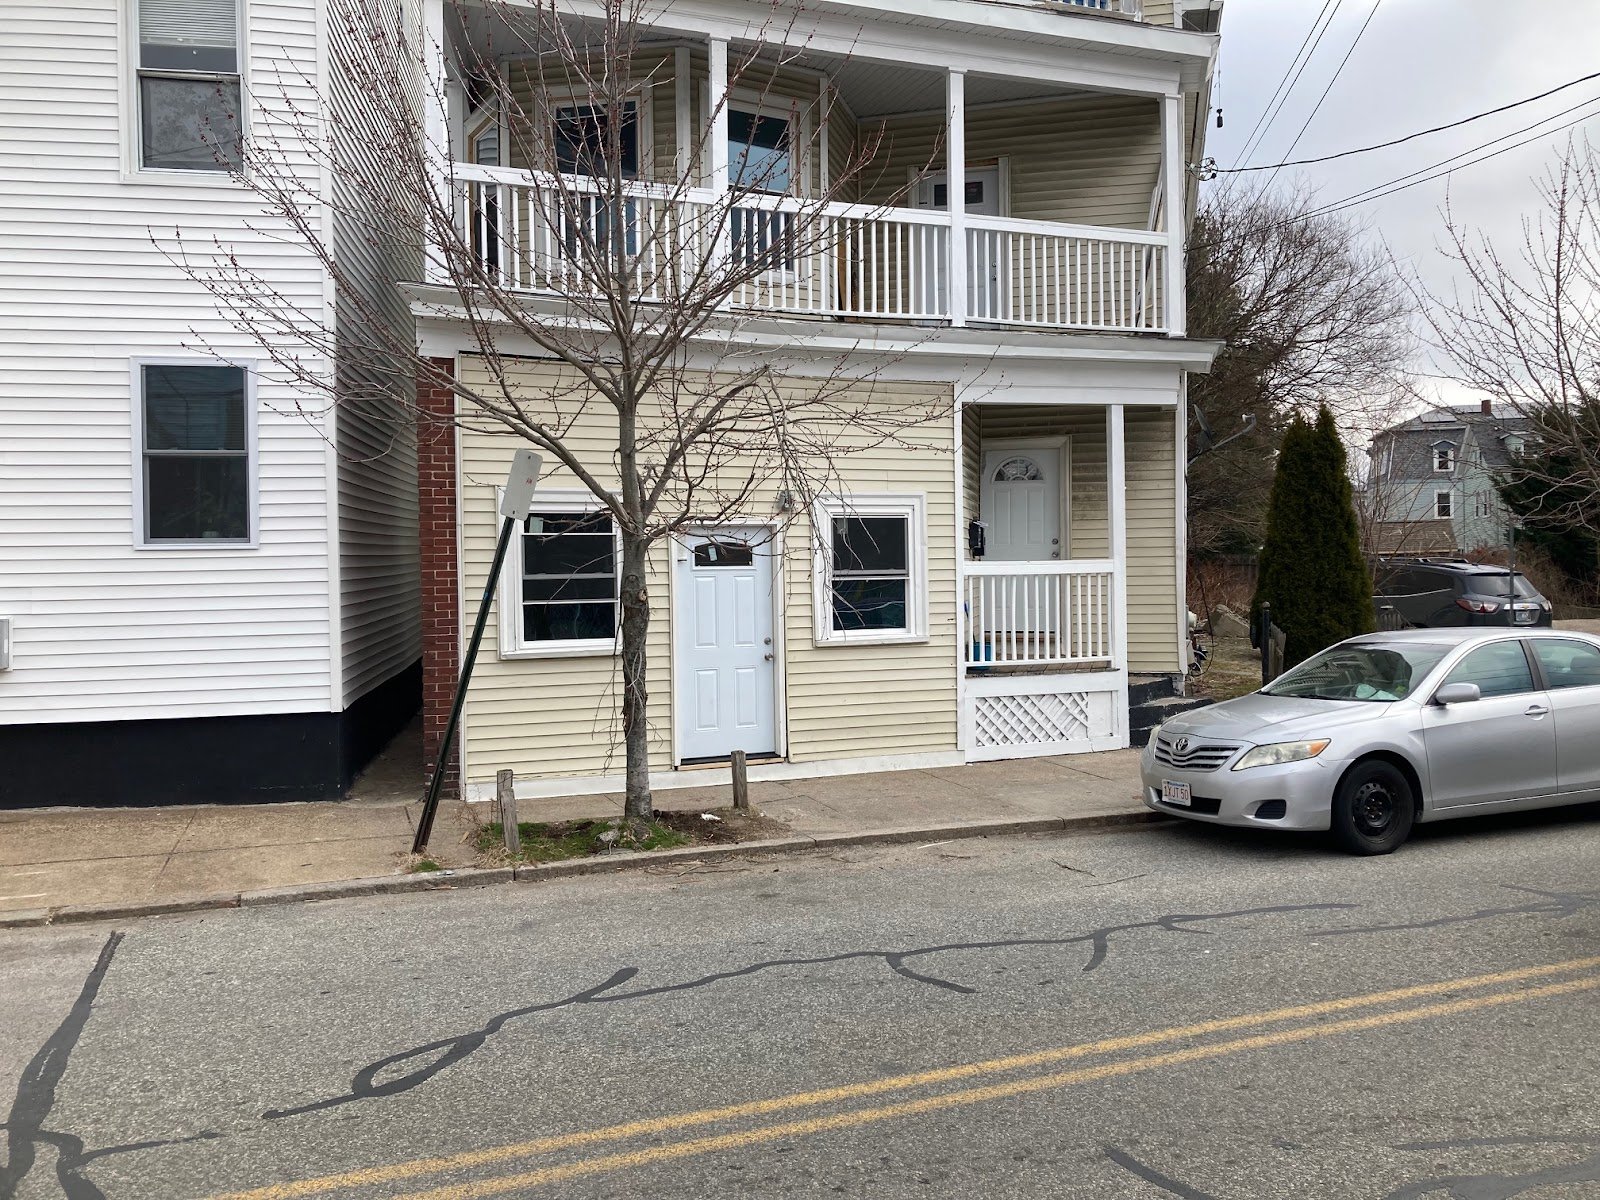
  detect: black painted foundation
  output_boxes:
[0,661,420,808]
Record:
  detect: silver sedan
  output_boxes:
[1140,628,1600,854]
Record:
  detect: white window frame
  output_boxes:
[1434,489,1454,520]
[727,90,811,198]
[1433,443,1455,472]
[497,488,622,660]
[124,0,249,181]
[131,356,258,550]
[811,493,928,647]
[539,84,654,180]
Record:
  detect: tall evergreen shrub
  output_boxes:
[1253,405,1375,666]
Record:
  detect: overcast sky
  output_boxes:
[1205,0,1600,406]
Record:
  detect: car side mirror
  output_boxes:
[1433,682,1482,706]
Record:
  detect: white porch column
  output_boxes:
[708,38,730,195]
[674,46,693,182]
[1161,92,1187,336]
[1107,403,1131,742]
[421,0,451,286]
[946,68,967,328]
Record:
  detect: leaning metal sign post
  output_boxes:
[412,450,543,854]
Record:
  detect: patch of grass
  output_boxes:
[476,818,692,864]
[1192,632,1263,703]
[410,858,443,873]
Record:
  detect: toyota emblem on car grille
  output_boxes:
[1174,736,1191,754]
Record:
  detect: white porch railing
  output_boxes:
[966,215,1167,332]
[962,560,1116,668]
[453,164,1165,334]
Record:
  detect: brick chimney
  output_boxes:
[1481,398,1492,415]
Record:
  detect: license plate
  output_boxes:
[1162,780,1192,808]
[1514,609,1537,624]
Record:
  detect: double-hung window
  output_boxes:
[501,496,620,657]
[729,106,796,272]
[553,102,640,261]
[1434,490,1454,520]
[138,363,252,544]
[135,0,244,172]
[813,496,927,645]
[1433,444,1455,472]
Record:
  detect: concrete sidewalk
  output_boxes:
[0,747,1148,919]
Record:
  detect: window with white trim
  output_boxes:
[1433,444,1455,472]
[729,103,798,271]
[813,496,927,644]
[1434,490,1454,520]
[500,496,620,657]
[135,0,244,171]
[138,363,251,544]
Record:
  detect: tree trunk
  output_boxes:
[619,529,653,823]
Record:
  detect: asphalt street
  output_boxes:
[4,807,1600,1199]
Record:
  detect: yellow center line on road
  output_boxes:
[401,974,1600,1200]
[211,954,1600,1200]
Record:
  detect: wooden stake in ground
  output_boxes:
[497,769,520,857]
[731,750,749,812]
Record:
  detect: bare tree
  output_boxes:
[164,0,951,826]
[1185,180,1413,557]
[1426,138,1600,538]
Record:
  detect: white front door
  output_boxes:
[918,167,1003,319]
[675,527,778,763]
[981,443,1064,561]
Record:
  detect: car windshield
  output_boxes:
[1262,642,1453,702]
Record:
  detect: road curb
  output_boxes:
[0,810,1169,929]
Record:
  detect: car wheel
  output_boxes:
[1331,760,1416,856]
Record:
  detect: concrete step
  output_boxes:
[1128,673,1180,708]
[1129,694,1214,744]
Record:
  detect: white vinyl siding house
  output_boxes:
[409,0,1220,800]
[0,0,420,803]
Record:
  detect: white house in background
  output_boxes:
[0,0,420,804]
[411,0,1224,803]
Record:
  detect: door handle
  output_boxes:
[763,652,774,661]
[1525,704,1550,718]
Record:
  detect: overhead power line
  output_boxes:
[1227,0,1340,169]
[1302,96,1600,219]
[1218,67,1600,175]
[1262,0,1382,189]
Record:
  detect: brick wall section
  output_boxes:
[417,357,460,795]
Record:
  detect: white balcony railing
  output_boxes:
[454,164,1167,334]
[1061,0,1144,16]
[963,560,1115,668]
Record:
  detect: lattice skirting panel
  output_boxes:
[964,674,1123,762]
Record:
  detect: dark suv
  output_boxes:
[1373,558,1554,629]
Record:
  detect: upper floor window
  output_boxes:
[553,102,639,179]
[729,109,792,194]
[1433,444,1455,472]
[136,0,243,171]
[1504,435,1526,456]
[1434,490,1454,520]
[138,363,252,544]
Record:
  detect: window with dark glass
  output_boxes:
[137,0,243,171]
[553,103,639,178]
[729,109,795,270]
[141,364,249,542]
[553,103,639,260]
[521,512,618,643]
[830,516,909,633]
[1532,638,1600,690]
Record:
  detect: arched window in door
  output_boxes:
[993,456,1043,483]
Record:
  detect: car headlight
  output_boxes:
[1231,739,1331,771]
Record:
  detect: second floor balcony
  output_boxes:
[428,0,1215,339]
